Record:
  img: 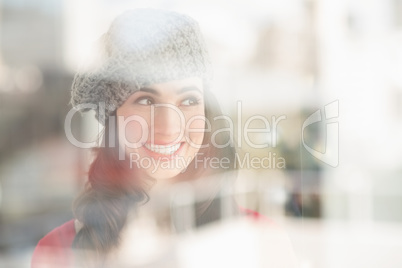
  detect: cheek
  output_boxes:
[185,109,206,146]
[117,111,150,145]
[122,121,144,143]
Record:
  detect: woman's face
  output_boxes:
[116,77,205,181]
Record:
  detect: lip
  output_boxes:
[142,142,185,160]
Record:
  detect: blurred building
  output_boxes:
[0,0,77,254]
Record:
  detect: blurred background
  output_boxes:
[1,0,402,267]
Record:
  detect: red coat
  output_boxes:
[31,220,76,268]
[31,208,291,268]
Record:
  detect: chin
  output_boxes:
[143,167,184,181]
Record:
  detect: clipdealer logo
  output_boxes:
[64,100,339,169]
[302,100,339,167]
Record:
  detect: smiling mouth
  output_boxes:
[144,143,182,155]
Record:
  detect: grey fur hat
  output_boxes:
[70,8,213,124]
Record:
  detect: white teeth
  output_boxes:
[144,143,181,155]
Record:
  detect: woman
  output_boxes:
[32,8,243,268]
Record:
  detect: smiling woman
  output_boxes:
[31,8,241,268]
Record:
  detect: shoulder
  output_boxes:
[31,219,76,268]
[36,219,76,247]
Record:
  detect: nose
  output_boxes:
[152,105,183,141]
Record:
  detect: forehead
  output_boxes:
[143,76,203,93]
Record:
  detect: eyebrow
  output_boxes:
[139,86,202,96]
[178,86,203,95]
[140,87,160,95]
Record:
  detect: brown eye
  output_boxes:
[181,97,200,106]
[136,97,153,105]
